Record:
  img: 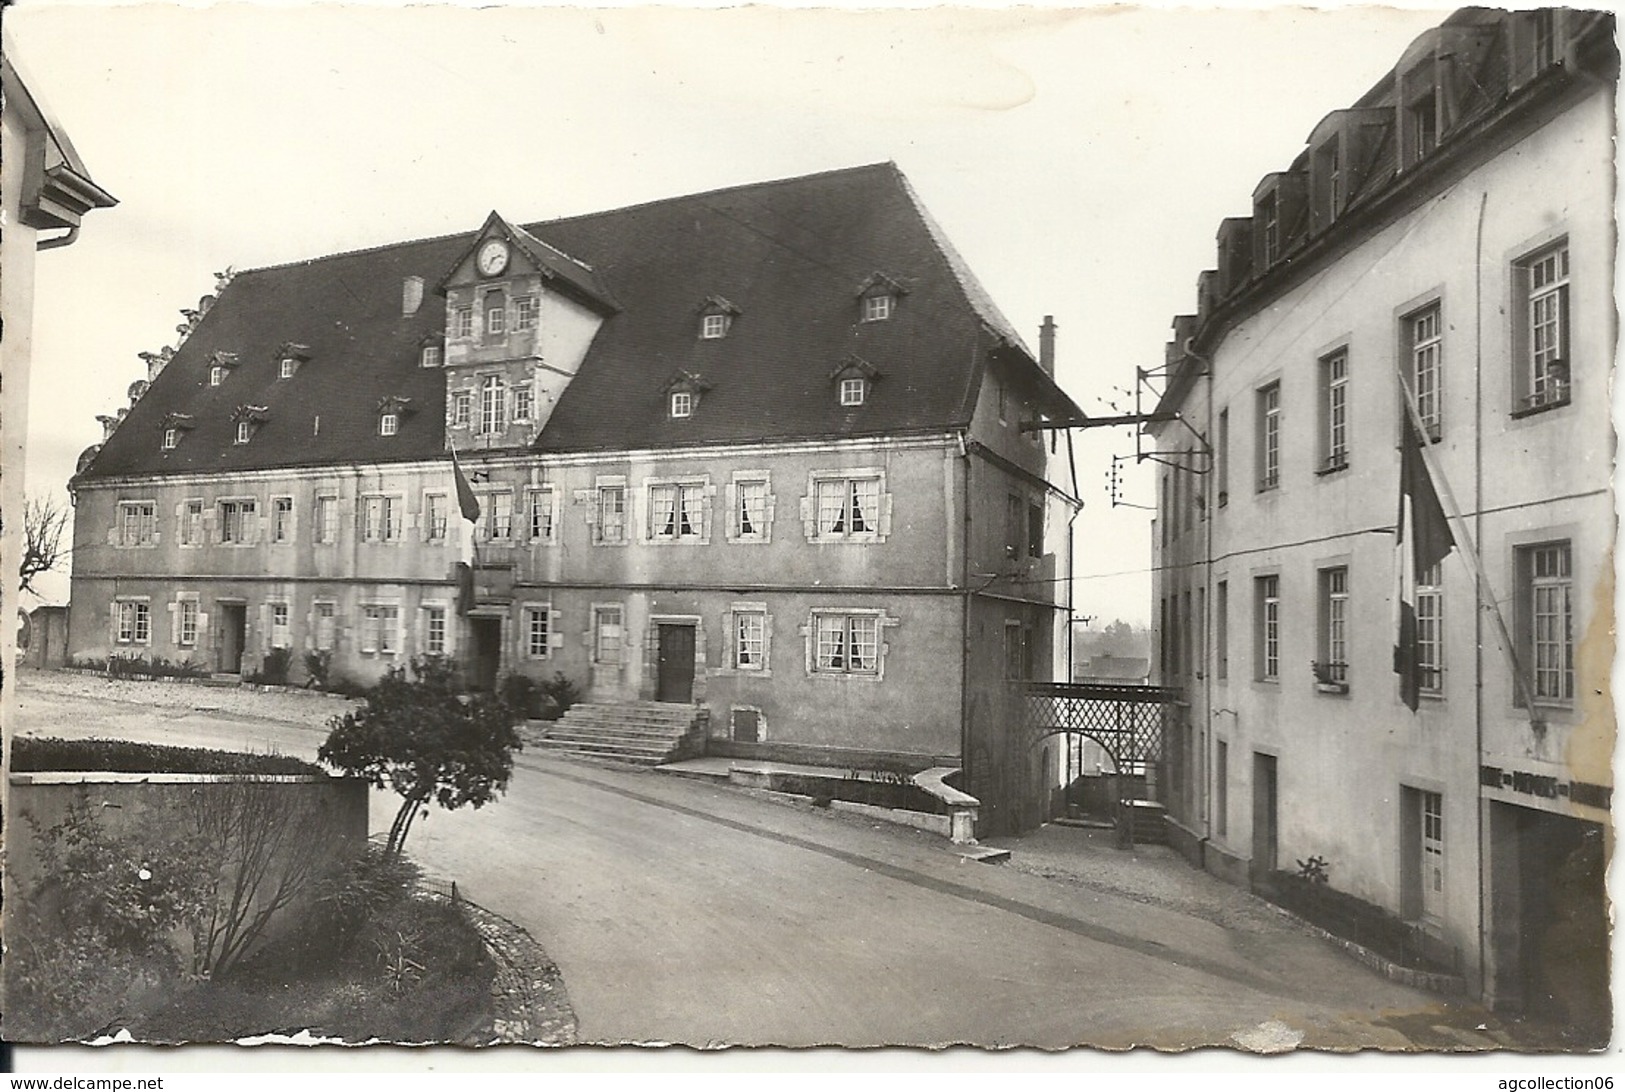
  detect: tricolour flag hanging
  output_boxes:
[450,445,481,523]
[1393,414,1456,711]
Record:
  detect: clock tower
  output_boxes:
[436,211,617,453]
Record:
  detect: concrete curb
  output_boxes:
[422,891,578,1046]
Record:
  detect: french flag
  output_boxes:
[1393,414,1455,710]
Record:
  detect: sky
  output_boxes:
[9,0,1453,619]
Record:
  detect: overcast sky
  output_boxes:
[10,0,1451,618]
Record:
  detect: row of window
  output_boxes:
[1162,539,1574,705]
[111,595,891,678]
[448,374,535,436]
[1164,238,1571,541]
[115,471,894,549]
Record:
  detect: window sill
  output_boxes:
[1256,483,1280,495]
[1314,461,1351,478]
[1314,682,1350,696]
[1509,396,1572,421]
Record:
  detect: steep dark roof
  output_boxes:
[82,162,1073,479]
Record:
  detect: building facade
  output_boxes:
[1149,9,1613,1036]
[68,164,1080,834]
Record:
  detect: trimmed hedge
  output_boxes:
[12,737,323,776]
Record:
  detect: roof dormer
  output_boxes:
[1251,170,1307,272]
[662,370,711,420]
[1216,218,1253,297]
[206,350,240,388]
[375,395,415,437]
[274,341,311,380]
[697,295,740,339]
[230,404,269,445]
[855,272,907,323]
[1306,107,1390,233]
[159,412,195,452]
[830,353,881,407]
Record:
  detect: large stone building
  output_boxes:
[1148,9,1614,1038]
[67,163,1081,834]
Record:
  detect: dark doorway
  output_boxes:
[1251,752,1278,884]
[1491,805,1609,1044]
[656,623,696,702]
[469,617,502,692]
[217,603,247,674]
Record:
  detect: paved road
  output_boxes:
[13,670,1498,1050]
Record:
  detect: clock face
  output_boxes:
[477,239,509,277]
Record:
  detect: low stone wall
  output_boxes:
[8,772,368,965]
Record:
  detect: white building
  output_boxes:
[1149,8,1613,1042]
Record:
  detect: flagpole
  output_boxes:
[1394,371,1544,729]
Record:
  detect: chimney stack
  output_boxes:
[1038,315,1057,376]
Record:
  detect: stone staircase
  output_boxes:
[527,701,706,766]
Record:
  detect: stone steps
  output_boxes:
[529,701,704,766]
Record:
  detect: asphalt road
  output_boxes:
[13,670,1487,1050]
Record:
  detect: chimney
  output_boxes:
[1038,315,1057,376]
[402,276,424,317]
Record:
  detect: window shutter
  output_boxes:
[259,604,272,654]
[107,519,120,546]
[724,482,738,540]
[764,494,778,539]
[286,500,300,543]
[548,631,563,650]
[799,494,815,538]
[878,492,894,538]
[108,603,118,643]
[169,601,180,645]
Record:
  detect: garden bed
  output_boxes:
[118,892,497,1044]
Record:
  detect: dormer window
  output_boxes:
[271,342,309,381]
[421,345,443,368]
[829,353,880,409]
[160,412,195,451]
[1259,192,1280,264]
[856,273,906,324]
[210,366,226,387]
[662,369,711,421]
[1409,92,1437,161]
[696,295,740,340]
[230,404,268,445]
[377,395,415,437]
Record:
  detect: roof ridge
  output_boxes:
[522,161,899,232]
[235,224,480,277]
[232,162,899,278]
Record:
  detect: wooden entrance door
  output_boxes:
[656,623,696,702]
[218,603,246,674]
[470,617,501,692]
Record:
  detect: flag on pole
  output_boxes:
[450,445,481,523]
[1393,414,1455,710]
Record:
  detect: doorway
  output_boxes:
[1251,752,1278,884]
[469,617,502,692]
[656,623,696,702]
[217,602,247,674]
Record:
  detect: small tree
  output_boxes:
[19,494,70,597]
[318,656,522,859]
